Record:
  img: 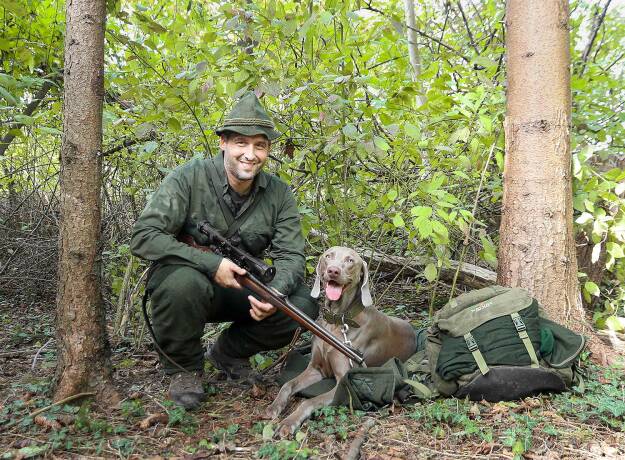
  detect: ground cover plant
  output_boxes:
[0,299,624,459]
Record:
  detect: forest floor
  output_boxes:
[1,293,624,460]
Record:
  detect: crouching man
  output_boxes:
[130,92,318,409]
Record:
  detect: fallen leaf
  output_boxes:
[34,415,61,431]
[250,384,266,398]
[138,412,168,429]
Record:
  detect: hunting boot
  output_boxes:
[205,340,263,383]
[168,371,206,410]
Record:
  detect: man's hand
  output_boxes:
[214,258,246,289]
[248,296,277,321]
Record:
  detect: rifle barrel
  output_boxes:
[236,274,365,365]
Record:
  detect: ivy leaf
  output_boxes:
[424,263,437,282]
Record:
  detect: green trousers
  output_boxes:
[147,264,319,374]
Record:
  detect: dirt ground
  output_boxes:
[1,295,624,460]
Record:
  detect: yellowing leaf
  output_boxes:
[424,263,437,282]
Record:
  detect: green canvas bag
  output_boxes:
[414,286,587,401]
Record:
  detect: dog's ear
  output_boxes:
[310,256,323,298]
[360,259,373,307]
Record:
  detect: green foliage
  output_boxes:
[257,439,317,460]
[307,405,364,440]
[163,401,199,435]
[409,399,493,443]
[2,0,625,323]
[553,364,625,430]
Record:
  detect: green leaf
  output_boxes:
[262,423,274,441]
[392,213,405,228]
[39,126,63,135]
[575,212,593,225]
[424,263,437,282]
[413,217,433,238]
[14,114,34,125]
[605,316,625,332]
[584,281,600,297]
[606,242,624,258]
[404,122,420,139]
[167,117,181,131]
[410,206,432,218]
[373,136,390,151]
[0,86,18,105]
[342,123,359,139]
[431,220,449,243]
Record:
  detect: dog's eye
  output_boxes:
[345,257,354,264]
[325,253,333,259]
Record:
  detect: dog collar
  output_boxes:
[322,301,365,328]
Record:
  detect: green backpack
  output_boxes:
[406,286,586,401]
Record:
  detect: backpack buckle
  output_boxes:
[512,314,526,332]
[464,333,478,352]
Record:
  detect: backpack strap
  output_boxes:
[511,312,540,368]
[464,332,490,375]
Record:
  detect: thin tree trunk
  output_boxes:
[55,0,118,404]
[498,0,586,330]
[403,0,425,106]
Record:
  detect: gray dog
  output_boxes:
[264,246,416,436]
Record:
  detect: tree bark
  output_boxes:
[498,1,586,329]
[55,0,118,404]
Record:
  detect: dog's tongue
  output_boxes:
[325,281,343,301]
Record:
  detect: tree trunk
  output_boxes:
[498,0,586,330]
[55,0,118,404]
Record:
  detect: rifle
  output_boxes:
[182,221,365,366]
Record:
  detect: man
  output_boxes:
[130,92,318,410]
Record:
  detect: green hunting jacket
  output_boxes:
[130,152,305,295]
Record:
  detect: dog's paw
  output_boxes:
[277,418,299,438]
[262,403,282,420]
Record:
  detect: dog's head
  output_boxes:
[310,246,372,307]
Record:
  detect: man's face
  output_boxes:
[220,133,270,183]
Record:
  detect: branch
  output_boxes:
[578,0,612,75]
[102,132,157,157]
[363,2,470,63]
[456,1,479,55]
[0,80,55,157]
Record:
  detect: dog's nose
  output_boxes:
[326,265,341,278]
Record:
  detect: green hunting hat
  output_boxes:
[215,91,281,141]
